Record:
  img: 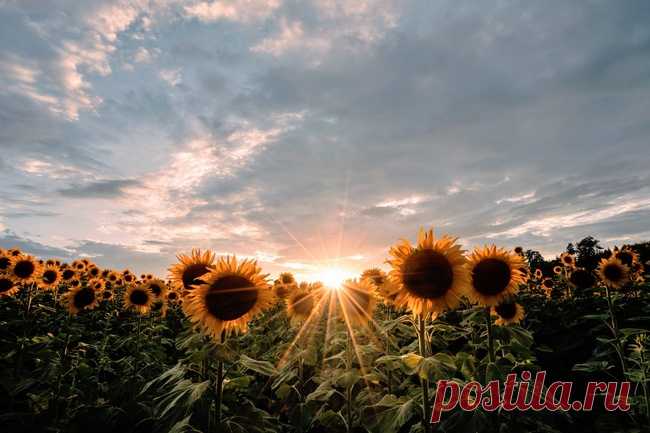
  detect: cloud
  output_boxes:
[184,0,281,23]
[58,179,140,198]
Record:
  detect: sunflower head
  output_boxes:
[387,228,470,316]
[183,256,272,339]
[64,284,99,315]
[45,259,57,266]
[0,252,12,272]
[69,278,81,289]
[125,284,154,314]
[60,267,77,282]
[287,285,320,326]
[273,273,297,299]
[597,257,629,289]
[569,268,595,290]
[8,248,22,257]
[101,288,114,302]
[9,254,43,284]
[0,274,19,298]
[534,269,543,280]
[88,278,105,292]
[166,290,180,303]
[553,266,562,275]
[467,245,526,307]
[337,278,377,325]
[615,249,638,267]
[86,265,101,278]
[146,278,168,300]
[492,299,525,326]
[71,260,87,272]
[514,246,524,255]
[542,278,554,290]
[39,265,62,291]
[169,249,216,291]
[123,273,136,284]
[560,253,576,267]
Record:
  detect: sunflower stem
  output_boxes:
[605,286,626,375]
[485,307,496,364]
[346,328,353,433]
[417,314,431,433]
[215,331,226,426]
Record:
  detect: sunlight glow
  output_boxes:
[315,267,356,289]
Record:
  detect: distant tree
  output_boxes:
[566,242,576,255]
[525,249,545,271]
[630,241,650,266]
[575,236,603,271]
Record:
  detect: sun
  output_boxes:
[316,267,356,289]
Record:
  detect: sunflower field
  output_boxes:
[1,231,649,433]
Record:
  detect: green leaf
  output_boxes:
[239,355,278,377]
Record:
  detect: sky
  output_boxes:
[1,0,650,280]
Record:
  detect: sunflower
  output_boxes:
[569,268,595,290]
[183,256,272,338]
[387,228,470,316]
[466,245,526,307]
[101,269,111,279]
[166,290,180,304]
[492,299,525,326]
[8,248,22,257]
[0,251,12,273]
[123,272,136,285]
[64,284,99,315]
[45,259,57,266]
[169,249,216,291]
[146,278,168,301]
[597,257,629,289]
[124,284,154,314]
[514,246,524,256]
[338,278,377,325]
[101,288,114,302]
[615,249,638,267]
[69,278,81,289]
[71,260,87,272]
[559,253,576,268]
[106,271,120,286]
[542,278,554,290]
[39,265,62,291]
[287,285,319,325]
[9,254,43,284]
[273,272,297,299]
[86,265,101,279]
[0,274,20,298]
[364,268,400,305]
[88,278,105,292]
[553,266,562,275]
[534,269,543,280]
[60,267,77,282]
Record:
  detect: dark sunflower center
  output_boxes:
[0,278,15,293]
[103,290,112,299]
[73,288,95,309]
[281,275,294,284]
[472,258,511,296]
[495,301,517,319]
[182,264,210,289]
[570,270,595,289]
[0,257,10,270]
[150,283,163,296]
[563,256,572,264]
[371,275,385,286]
[62,269,75,280]
[14,260,36,279]
[604,264,624,282]
[616,252,633,266]
[168,292,178,300]
[205,275,258,321]
[402,249,454,299]
[43,270,58,283]
[130,289,149,306]
[89,268,99,276]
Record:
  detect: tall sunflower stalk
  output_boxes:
[416,315,431,433]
